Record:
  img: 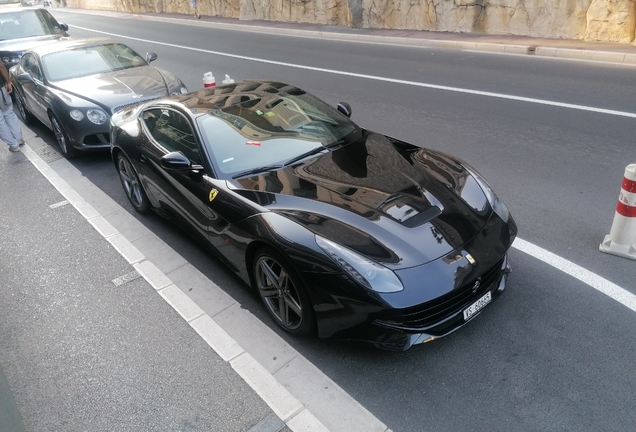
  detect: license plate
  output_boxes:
[463,291,492,321]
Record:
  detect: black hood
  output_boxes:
[235,133,493,268]
[50,65,172,113]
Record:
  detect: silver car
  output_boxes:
[10,37,188,158]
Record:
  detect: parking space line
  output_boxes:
[513,238,636,312]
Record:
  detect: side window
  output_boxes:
[143,108,201,164]
[22,54,43,81]
[38,10,63,34]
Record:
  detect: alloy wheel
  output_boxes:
[118,157,143,208]
[51,117,68,154]
[117,154,150,212]
[255,255,304,331]
[16,95,29,123]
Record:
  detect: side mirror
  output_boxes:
[16,72,34,85]
[337,102,352,118]
[161,151,203,171]
[161,151,191,169]
[59,23,69,32]
[145,52,158,64]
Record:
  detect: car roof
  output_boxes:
[26,37,119,56]
[0,7,46,15]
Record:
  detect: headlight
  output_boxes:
[69,109,84,121]
[465,167,510,223]
[1,56,20,65]
[170,86,188,96]
[87,109,108,125]
[315,235,403,293]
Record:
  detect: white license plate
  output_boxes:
[463,291,492,321]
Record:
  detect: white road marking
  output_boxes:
[48,200,69,208]
[512,238,636,312]
[73,25,636,119]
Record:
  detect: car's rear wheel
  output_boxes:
[253,247,315,335]
[50,114,78,159]
[117,153,150,213]
[15,93,34,125]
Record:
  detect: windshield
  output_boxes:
[42,43,146,81]
[0,10,64,40]
[196,91,362,177]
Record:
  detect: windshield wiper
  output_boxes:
[283,139,346,167]
[232,165,282,179]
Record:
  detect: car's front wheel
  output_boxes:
[253,247,316,335]
[50,114,78,159]
[15,93,34,125]
[116,153,150,213]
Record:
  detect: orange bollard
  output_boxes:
[203,72,216,88]
[599,164,636,260]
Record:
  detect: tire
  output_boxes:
[50,114,78,159]
[253,247,316,335]
[116,153,151,213]
[15,92,34,125]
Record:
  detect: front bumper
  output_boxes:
[329,255,511,351]
[63,118,110,152]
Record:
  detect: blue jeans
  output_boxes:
[0,87,22,149]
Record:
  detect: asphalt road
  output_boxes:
[14,9,636,432]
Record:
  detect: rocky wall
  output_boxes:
[67,0,636,43]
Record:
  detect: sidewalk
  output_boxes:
[0,128,391,431]
[0,134,286,430]
[63,6,636,65]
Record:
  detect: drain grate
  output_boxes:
[34,145,64,163]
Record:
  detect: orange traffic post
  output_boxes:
[599,164,636,260]
[203,72,216,88]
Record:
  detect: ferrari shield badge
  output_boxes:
[209,188,218,202]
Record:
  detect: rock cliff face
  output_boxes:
[64,0,636,43]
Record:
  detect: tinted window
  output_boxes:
[41,43,146,81]
[0,9,64,40]
[196,91,361,176]
[143,108,201,164]
[21,53,42,81]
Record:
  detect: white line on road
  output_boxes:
[73,25,636,119]
[512,238,636,312]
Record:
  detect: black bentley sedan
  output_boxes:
[110,80,517,350]
[0,8,69,70]
[10,38,188,158]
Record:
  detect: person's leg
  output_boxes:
[3,102,24,145]
[0,103,19,151]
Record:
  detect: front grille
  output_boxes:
[374,257,505,330]
[83,134,110,145]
